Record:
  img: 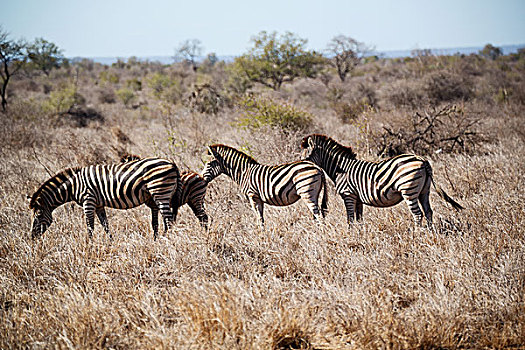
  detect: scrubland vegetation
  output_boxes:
[1,29,524,348]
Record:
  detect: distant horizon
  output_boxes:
[74,43,525,65]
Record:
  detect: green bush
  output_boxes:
[224,64,253,98]
[161,84,183,105]
[116,87,135,107]
[126,78,142,91]
[236,94,312,131]
[99,70,120,84]
[42,84,85,115]
[147,72,172,96]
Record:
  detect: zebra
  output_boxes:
[202,144,328,229]
[300,134,463,227]
[120,154,209,228]
[28,157,182,240]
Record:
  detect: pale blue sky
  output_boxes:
[1,0,524,57]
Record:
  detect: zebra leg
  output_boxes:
[95,207,111,239]
[418,192,433,227]
[146,199,161,240]
[82,200,96,238]
[340,192,358,226]
[189,202,209,230]
[299,193,322,222]
[154,197,174,235]
[248,195,265,230]
[356,199,364,221]
[151,206,160,240]
[402,192,424,227]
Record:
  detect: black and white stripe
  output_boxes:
[179,171,209,228]
[28,157,182,239]
[202,144,327,228]
[120,155,209,228]
[301,134,463,226]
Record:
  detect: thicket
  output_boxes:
[236,94,313,132]
[373,105,485,157]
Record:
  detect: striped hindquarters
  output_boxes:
[78,158,181,209]
[180,171,207,207]
[349,154,429,207]
[248,161,324,206]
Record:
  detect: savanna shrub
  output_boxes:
[67,105,104,127]
[423,71,473,104]
[328,83,376,123]
[333,100,367,123]
[42,84,85,115]
[225,64,253,97]
[236,94,312,131]
[116,87,135,107]
[186,83,223,114]
[98,88,116,104]
[373,105,485,157]
[98,70,120,84]
[386,80,425,108]
[126,78,142,91]
[146,72,175,98]
[161,84,183,105]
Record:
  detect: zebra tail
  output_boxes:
[424,160,464,211]
[320,170,328,216]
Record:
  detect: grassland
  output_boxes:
[1,52,524,349]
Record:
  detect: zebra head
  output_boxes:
[203,144,258,182]
[300,134,322,163]
[28,201,53,239]
[202,158,224,183]
[301,134,357,178]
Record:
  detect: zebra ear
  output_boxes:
[207,146,218,158]
[302,136,315,149]
[26,195,34,209]
[300,136,310,149]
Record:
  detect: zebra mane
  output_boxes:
[208,144,259,165]
[120,153,142,163]
[301,134,357,160]
[29,167,80,209]
[181,170,201,177]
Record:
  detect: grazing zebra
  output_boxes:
[28,157,182,239]
[202,144,328,228]
[300,134,463,226]
[121,154,209,228]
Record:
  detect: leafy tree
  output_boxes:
[234,31,324,90]
[174,39,203,71]
[0,27,26,112]
[480,44,502,60]
[26,38,64,76]
[326,35,370,82]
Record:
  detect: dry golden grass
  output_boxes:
[1,55,524,349]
